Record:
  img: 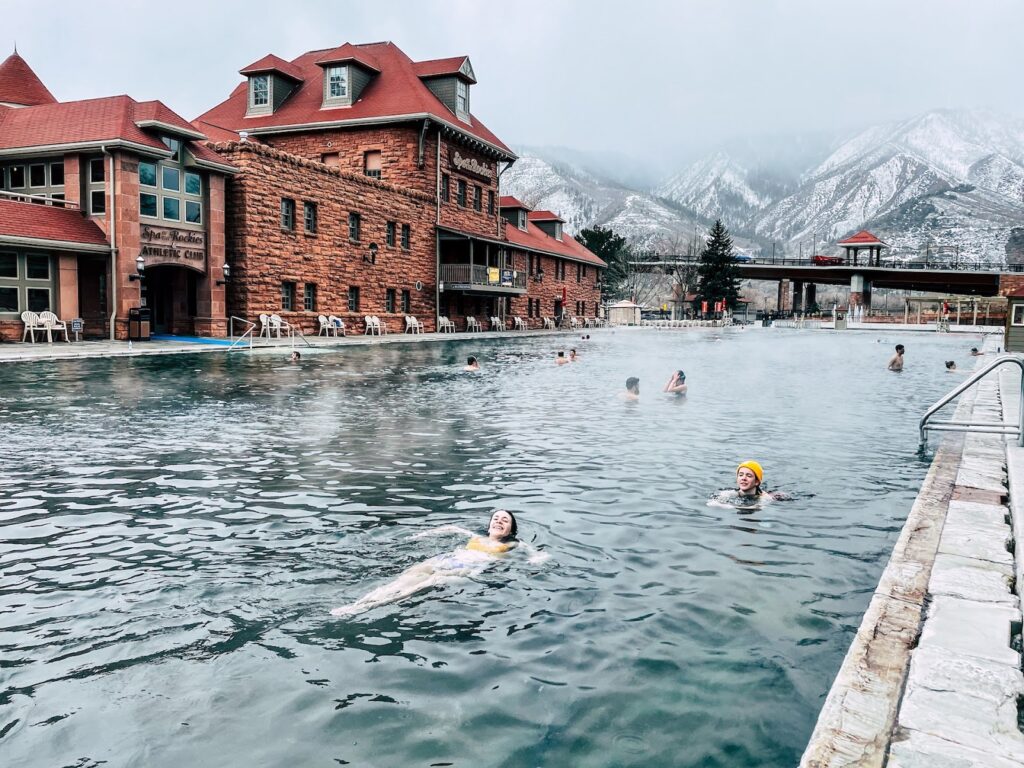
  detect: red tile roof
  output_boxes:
[239,54,305,82]
[499,195,528,209]
[0,52,57,107]
[837,229,887,246]
[503,220,606,268]
[412,56,475,83]
[315,44,380,73]
[528,210,564,222]
[196,42,512,158]
[0,199,109,247]
[0,95,235,172]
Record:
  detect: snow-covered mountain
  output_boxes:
[503,110,1024,265]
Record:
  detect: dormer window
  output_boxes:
[555,222,563,241]
[328,66,348,99]
[456,80,469,116]
[517,210,526,230]
[251,75,269,108]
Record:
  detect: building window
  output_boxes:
[139,162,157,187]
[488,190,494,215]
[281,281,296,311]
[401,289,411,314]
[321,153,340,167]
[140,193,157,217]
[90,189,106,215]
[457,180,466,207]
[1014,305,1024,326]
[8,165,25,188]
[441,173,450,202]
[184,172,202,196]
[281,198,295,230]
[364,151,382,179]
[0,252,55,316]
[473,185,482,211]
[90,158,105,183]
[49,162,64,187]
[185,200,202,224]
[576,263,582,283]
[349,212,361,242]
[401,224,410,250]
[385,288,396,313]
[517,210,526,230]
[251,75,269,107]
[456,80,468,114]
[304,283,317,312]
[162,166,180,192]
[29,164,45,187]
[347,286,360,312]
[386,221,396,247]
[162,137,181,162]
[163,197,180,221]
[328,66,348,98]
[304,201,317,234]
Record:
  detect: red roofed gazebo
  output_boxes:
[837,230,887,267]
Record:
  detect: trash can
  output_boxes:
[128,307,152,341]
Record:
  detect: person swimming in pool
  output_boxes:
[663,370,687,395]
[709,460,788,509]
[464,355,481,371]
[330,510,546,617]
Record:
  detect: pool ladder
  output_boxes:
[919,353,1024,448]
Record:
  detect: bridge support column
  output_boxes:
[805,283,817,313]
[777,280,789,312]
[792,280,804,313]
[849,273,871,313]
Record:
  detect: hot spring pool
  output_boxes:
[0,327,984,766]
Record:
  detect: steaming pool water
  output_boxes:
[0,327,981,766]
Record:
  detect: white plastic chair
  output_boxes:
[20,311,41,343]
[405,316,423,334]
[364,315,377,335]
[318,315,334,337]
[513,317,526,330]
[374,316,388,335]
[328,315,346,336]
[38,311,69,343]
[437,316,454,333]
[467,316,483,332]
[542,317,554,330]
[269,314,289,338]
[258,313,271,338]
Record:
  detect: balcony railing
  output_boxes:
[440,263,527,290]
[0,189,79,209]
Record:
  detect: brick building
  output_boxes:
[0,51,235,341]
[195,41,605,333]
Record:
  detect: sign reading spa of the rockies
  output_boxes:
[139,224,207,272]
[449,149,492,182]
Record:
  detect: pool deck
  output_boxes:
[0,327,598,364]
[800,334,1024,767]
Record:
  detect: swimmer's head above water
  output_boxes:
[487,509,518,542]
[736,460,763,497]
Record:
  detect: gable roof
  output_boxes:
[315,44,381,73]
[503,219,606,268]
[239,54,304,82]
[838,229,887,246]
[0,52,57,107]
[0,95,236,172]
[528,210,564,223]
[412,56,476,83]
[499,195,528,210]
[0,199,110,250]
[196,41,512,159]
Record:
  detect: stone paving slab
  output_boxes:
[944,498,1009,528]
[888,728,1024,768]
[904,645,1024,707]
[928,553,1016,606]
[937,517,1014,567]
[917,595,1020,667]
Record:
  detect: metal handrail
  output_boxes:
[919,353,1024,448]
[227,316,256,351]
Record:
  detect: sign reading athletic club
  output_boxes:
[449,149,492,182]
[139,224,207,272]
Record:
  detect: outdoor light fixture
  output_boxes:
[364,243,379,265]
[216,262,231,286]
[129,254,145,281]
[533,267,545,283]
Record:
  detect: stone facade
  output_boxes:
[214,140,438,334]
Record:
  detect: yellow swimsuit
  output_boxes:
[465,537,510,555]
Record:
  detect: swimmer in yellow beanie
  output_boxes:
[736,460,764,498]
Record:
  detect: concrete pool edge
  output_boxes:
[800,339,1024,767]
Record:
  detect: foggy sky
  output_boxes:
[3,0,1022,165]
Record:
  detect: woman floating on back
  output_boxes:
[331,510,545,617]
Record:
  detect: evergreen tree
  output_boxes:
[577,225,631,301]
[695,220,741,311]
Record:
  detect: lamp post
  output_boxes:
[128,254,145,281]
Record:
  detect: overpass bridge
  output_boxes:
[631,255,1024,310]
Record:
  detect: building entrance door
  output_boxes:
[143,266,197,335]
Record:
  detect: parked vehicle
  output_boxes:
[733,253,756,263]
[811,255,844,266]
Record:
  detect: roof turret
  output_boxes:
[0,51,57,107]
